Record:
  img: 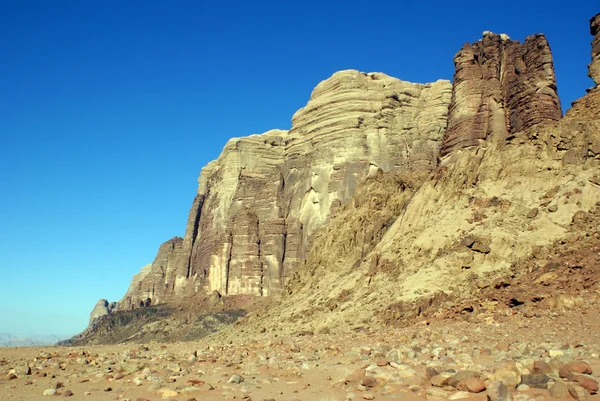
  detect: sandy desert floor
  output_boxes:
[1,307,600,401]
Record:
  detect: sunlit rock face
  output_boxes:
[590,13,600,86]
[441,32,562,156]
[89,299,115,325]
[118,70,452,308]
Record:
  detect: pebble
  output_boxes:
[227,374,244,384]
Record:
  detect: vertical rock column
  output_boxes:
[441,32,561,156]
[590,13,600,86]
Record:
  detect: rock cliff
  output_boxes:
[118,71,452,310]
[441,32,561,156]
[591,13,600,86]
[75,13,600,345]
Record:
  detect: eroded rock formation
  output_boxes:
[118,71,452,309]
[88,299,115,325]
[590,13,600,86]
[74,12,600,345]
[441,32,562,156]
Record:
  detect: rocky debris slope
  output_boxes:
[441,32,561,156]
[591,13,600,86]
[60,293,263,346]
[118,71,452,309]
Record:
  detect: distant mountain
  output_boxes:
[0,333,71,347]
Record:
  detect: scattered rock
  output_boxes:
[494,369,520,389]
[346,369,366,384]
[227,374,244,384]
[570,374,598,394]
[487,381,511,401]
[559,361,592,378]
[521,373,549,389]
[569,384,589,401]
[457,377,486,393]
[549,379,569,398]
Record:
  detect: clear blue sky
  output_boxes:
[0,1,597,336]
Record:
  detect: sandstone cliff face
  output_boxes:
[78,13,600,345]
[119,71,452,309]
[441,32,562,156]
[591,13,600,86]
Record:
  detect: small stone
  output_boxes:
[43,389,57,396]
[345,369,366,384]
[559,361,592,378]
[448,391,471,400]
[570,374,598,394]
[521,373,549,389]
[227,374,244,384]
[527,208,539,218]
[532,360,552,374]
[471,241,491,253]
[457,377,486,393]
[104,387,112,392]
[487,381,510,401]
[24,365,32,375]
[572,210,588,224]
[360,376,377,388]
[63,390,73,397]
[549,380,568,398]
[449,370,479,388]
[362,393,375,400]
[548,204,558,212]
[7,373,17,380]
[425,367,439,379]
[494,369,520,389]
[569,384,589,401]
[548,349,564,358]
[430,372,453,387]
[157,388,178,398]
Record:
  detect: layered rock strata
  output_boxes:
[441,32,562,156]
[118,71,453,309]
[591,13,600,86]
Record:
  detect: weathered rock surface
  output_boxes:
[75,12,600,347]
[590,13,600,85]
[118,70,452,309]
[441,32,561,155]
[88,299,116,325]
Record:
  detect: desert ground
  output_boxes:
[2,304,599,401]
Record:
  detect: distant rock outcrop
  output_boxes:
[590,13,600,86]
[89,299,116,325]
[441,32,562,156]
[118,71,452,310]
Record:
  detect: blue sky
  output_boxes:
[0,1,598,336]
